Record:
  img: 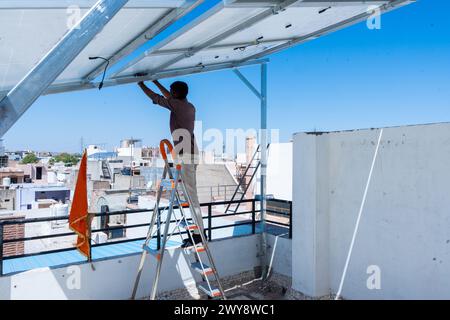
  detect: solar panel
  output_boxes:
[0,0,200,95]
[112,0,413,81]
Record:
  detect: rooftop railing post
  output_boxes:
[0,222,3,276]
[208,204,212,241]
[289,201,293,239]
[157,208,161,250]
[259,62,268,279]
[252,199,256,235]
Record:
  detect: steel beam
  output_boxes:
[232,69,262,99]
[232,62,269,280]
[4,59,269,96]
[259,62,268,280]
[227,0,390,7]
[0,0,129,137]
[84,0,203,81]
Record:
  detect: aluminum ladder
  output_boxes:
[225,144,269,214]
[131,139,226,300]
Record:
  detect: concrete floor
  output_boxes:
[157,271,326,300]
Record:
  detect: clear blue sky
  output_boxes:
[3,0,449,153]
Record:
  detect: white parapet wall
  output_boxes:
[292,122,450,299]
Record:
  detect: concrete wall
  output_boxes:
[0,189,15,210]
[266,143,292,201]
[196,164,237,203]
[267,234,292,278]
[255,143,293,201]
[0,234,262,300]
[292,123,450,299]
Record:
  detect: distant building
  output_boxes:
[86,144,107,157]
[0,140,7,168]
[10,184,71,210]
[116,138,142,165]
[0,167,25,185]
[0,189,16,210]
[141,146,160,159]
[15,163,48,183]
[0,155,8,168]
[5,150,28,162]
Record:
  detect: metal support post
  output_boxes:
[231,62,269,280]
[259,63,268,280]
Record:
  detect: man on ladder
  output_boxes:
[138,80,204,247]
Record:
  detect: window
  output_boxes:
[36,167,42,180]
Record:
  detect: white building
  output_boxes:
[11,184,71,210]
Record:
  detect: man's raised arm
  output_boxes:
[138,81,172,110]
[152,80,171,99]
[138,81,157,98]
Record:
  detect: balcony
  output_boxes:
[0,198,292,300]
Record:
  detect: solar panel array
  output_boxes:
[111,0,412,83]
[0,0,198,96]
[0,0,413,95]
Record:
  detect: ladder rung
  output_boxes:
[191,261,215,276]
[180,220,199,231]
[185,244,205,253]
[178,201,189,208]
[160,179,175,190]
[143,245,161,260]
[198,283,222,298]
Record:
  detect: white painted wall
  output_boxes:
[267,234,291,278]
[0,234,261,300]
[292,123,450,299]
[256,143,292,201]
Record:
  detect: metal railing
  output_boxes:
[196,184,238,202]
[0,198,292,276]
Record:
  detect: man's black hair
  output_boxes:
[170,81,189,99]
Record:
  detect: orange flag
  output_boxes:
[69,151,91,260]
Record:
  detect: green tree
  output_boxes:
[49,153,80,167]
[21,153,39,164]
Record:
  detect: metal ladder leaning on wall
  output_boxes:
[131,139,226,300]
[225,144,269,214]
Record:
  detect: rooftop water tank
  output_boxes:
[47,171,57,184]
[51,203,69,227]
[2,177,11,187]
